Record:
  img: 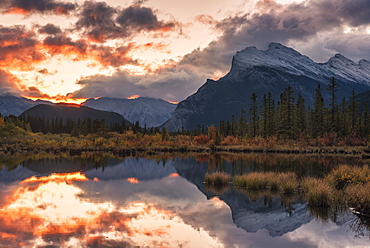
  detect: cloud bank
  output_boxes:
[1,0,370,102]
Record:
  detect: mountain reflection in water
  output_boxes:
[0,154,368,247]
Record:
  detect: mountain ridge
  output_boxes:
[163,42,370,131]
[82,96,176,127]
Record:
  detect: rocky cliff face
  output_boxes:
[164,43,370,131]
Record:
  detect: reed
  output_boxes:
[205,171,231,186]
[346,183,370,215]
[277,172,298,194]
[326,165,370,190]
[301,177,332,207]
[233,172,269,190]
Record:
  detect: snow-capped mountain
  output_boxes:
[82,97,177,127]
[0,94,52,117]
[164,42,370,131]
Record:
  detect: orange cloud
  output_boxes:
[195,15,217,25]
[127,177,139,184]
[127,95,140,99]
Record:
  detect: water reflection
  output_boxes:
[0,172,224,247]
[0,153,368,247]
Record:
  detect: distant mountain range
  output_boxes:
[2,42,370,132]
[0,95,52,117]
[0,95,175,128]
[82,97,176,127]
[19,104,131,125]
[163,42,370,131]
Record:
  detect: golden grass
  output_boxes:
[205,171,231,186]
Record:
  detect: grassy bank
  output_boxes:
[205,165,370,216]
[0,131,369,157]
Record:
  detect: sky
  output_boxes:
[1,0,370,103]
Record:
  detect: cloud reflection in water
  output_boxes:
[0,172,224,247]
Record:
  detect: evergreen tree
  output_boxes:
[249,93,259,137]
[326,77,339,132]
[238,108,247,138]
[313,84,325,137]
[296,93,307,134]
[348,90,359,134]
[277,85,296,139]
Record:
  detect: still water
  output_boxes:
[0,153,369,247]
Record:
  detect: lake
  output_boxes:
[0,152,369,247]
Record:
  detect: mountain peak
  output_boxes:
[164,42,370,131]
[327,54,355,65]
[268,42,284,49]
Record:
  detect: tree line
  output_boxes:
[216,78,368,141]
[1,77,369,145]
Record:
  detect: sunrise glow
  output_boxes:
[0,0,364,103]
[127,95,140,100]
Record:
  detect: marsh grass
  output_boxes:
[326,165,370,190]
[205,171,231,186]
[277,172,298,194]
[233,172,298,194]
[346,183,370,214]
[301,178,332,207]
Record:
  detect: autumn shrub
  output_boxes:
[193,134,210,145]
[233,172,268,190]
[221,136,239,146]
[301,178,332,207]
[346,183,370,214]
[277,172,298,194]
[326,165,370,190]
[205,171,231,186]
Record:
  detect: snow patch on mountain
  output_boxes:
[82,97,176,127]
[164,42,370,131]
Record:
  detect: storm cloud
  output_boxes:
[0,25,44,70]
[75,1,178,43]
[0,0,76,15]
[38,23,62,35]
[71,65,205,102]
[70,0,370,102]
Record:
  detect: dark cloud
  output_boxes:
[75,1,177,43]
[71,65,204,102]
[116,5,175,32]
[0,25,44,70]
[0,0,76,15]
[314,0,370,27]
[75,1,120,42]
[73,0,370,102]
[43,35,88,54]
[38,23,62,35]
[23,86,50,98]
[181,0,370,74]
[42,34,137,67]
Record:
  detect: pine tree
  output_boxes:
[326,77,339,132]
[249,93,259,137]
[296,93,307,134]
[348,90,359,134]
[313,84,325,137]
[277,85,296,139]
[238,108,247,138]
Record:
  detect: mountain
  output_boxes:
[82,97,177,127]
[0,94,52,117]
[19,104,131,125]
[354,90,370,112]
[163,42,370,131]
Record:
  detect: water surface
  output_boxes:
[0,153,368,247]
